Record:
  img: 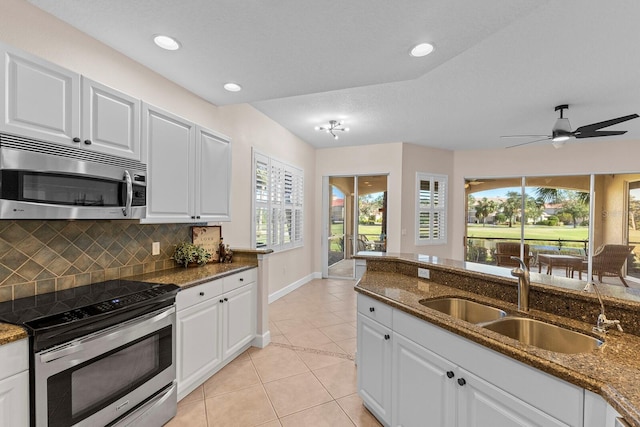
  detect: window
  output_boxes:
[416,173,447,245]
[252,150,304,251]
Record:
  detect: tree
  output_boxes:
[557,192,589,228]
[474,198,496,227]
[525,196,545,224]
[535,187,589,204]
[500,191,521,227]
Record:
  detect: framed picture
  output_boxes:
[191,226,222,262]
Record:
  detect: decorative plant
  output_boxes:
[173,242,212,267]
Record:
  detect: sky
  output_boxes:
[470,187,521,199]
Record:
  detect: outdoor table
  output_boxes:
[537,254,584,277]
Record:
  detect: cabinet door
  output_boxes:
[81,77,141,160]
[176,299,222,400]
[392,332,456,427]
[143,104,195,222]
[196,126,231,221]
[357,313,392,425]
[457,368,569,427]
[221,282,257,360]
[0,43,80,145]
[0,370,29,427]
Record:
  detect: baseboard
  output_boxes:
[268,272,321,303]
[252,331,271,348]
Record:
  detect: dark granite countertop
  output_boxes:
[0,262,257,346]
[355,255,640,427]
[126,261,258,290]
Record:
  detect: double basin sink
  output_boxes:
[419,298,603,354]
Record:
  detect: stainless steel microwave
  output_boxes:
[0,133,146,219]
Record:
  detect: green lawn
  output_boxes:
[467,224,588,242]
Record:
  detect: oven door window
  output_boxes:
[46,325,172,426]
[1,170,125,206]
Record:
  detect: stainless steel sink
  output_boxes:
[419,298,507,324]
[482,317,604,354]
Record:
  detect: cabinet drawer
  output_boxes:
[222,269,257,293]
[177,280,223,311]
[357,293,392,328]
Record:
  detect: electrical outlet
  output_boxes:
[418,268,430,279]
[152,242,160,255]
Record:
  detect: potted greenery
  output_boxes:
[173,242,212,267]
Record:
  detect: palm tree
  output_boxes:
[475,198,496,227]
[535,188,589,204]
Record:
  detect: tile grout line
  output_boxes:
[267,341,355,361]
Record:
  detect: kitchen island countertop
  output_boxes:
[355,253,640,427]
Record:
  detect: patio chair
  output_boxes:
[495,242,532,269]
[577,244,635,287]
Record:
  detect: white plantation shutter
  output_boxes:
[254,153,269,248]
[252,149,304,251]
[416,173,447,245]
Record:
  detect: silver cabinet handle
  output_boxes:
[122,170,133,217]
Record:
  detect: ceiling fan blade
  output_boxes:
[574,130,627,139]
[500,134,550,138]
[573,114,639,136]
[506,136,551,148]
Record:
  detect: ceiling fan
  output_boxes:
[502,105,639,148]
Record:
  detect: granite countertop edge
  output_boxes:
[355,270,640,427]
[0,262,258,346]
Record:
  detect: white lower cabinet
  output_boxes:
[456,368,569,427]
[357,294,585,427]
[357,313,393,425]
[0,339,29,427]
[176,269,257,400]
[176,296,222,396]
[221,281,257,360]
[392,332,456,427]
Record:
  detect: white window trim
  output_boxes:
[415,172,448,245]
[252,149,304,251]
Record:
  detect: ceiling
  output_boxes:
[28,0,640,151]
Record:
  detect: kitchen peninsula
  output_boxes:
[354,252,640,427]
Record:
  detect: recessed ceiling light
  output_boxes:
[153,34,181,51]
[410,42,434,57]
[223,83,242,92]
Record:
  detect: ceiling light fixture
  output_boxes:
[314,120,349,140]
[153,34,181,51]
[223,83,242,92]
[410,42,434,57]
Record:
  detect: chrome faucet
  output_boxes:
[587,282,623,333]
[510,256,530,312]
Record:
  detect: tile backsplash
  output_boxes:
[0,220,192,302]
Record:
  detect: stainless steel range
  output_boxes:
[0,280,180,427]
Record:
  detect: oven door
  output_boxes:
[34,307,175,427]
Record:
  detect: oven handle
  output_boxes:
[39,306,174,364]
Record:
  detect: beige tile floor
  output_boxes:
[167,278,382,427]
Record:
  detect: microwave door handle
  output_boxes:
[123,170,133,217]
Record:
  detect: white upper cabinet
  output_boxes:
[0,43,142,161]
[143,103,231,223]
[196,126,231,221]
[143,104,195,222]
[0,44,79,145]
[81,77,141,160]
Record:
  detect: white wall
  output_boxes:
[400,143,455,258]
[452,139,640,260]
[0,0,316,297]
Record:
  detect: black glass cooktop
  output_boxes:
[0,279,179,331]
